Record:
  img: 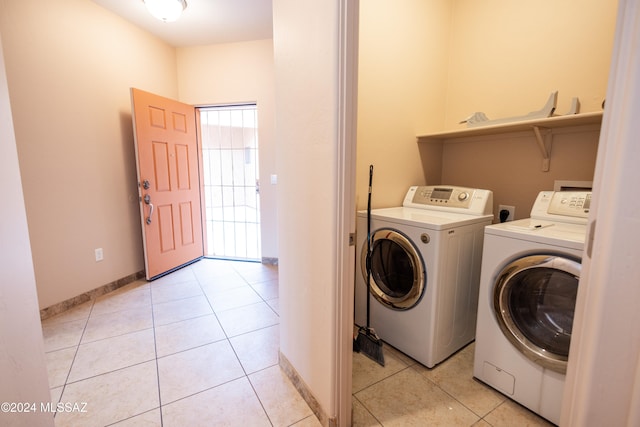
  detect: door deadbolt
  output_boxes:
[142,180,150,190]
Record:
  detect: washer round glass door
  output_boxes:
[493,254,580,374]
[361,228,426,310]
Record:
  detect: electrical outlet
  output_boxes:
[499,205,515,222]
[95,248,104,262]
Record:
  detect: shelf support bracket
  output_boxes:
[532,126,552,172]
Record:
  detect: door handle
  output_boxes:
[144,194,154,225]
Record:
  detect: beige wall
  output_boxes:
[358,0,617,216]
[0,0,178,308]
[0,33,53,427]
[439,0,616,220]
[273,0,343,418]
[176,40,277,259]
[357,0,452,209]
[445,0,616,128]
[440,128,600,219]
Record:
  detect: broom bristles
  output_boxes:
[355,328,385,366]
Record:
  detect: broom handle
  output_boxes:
[366,165,373,329]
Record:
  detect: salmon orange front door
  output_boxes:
[131,88,204,279]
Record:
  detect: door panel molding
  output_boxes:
[131,88,204,279]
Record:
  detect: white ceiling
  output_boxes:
[91,0,273,47]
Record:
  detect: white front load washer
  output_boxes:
[354,185,493,368]
[473,190,591,425]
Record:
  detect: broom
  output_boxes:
[354,165,385,366]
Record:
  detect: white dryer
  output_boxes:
[354,185,493,368]
[474,191,591,425]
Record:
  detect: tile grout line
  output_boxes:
[206,261,280,426]
[54,298,97,421]
[411,366,487,423]
[182,263,276,424]
[149,274,165,426]
[191,263,272,423]
[351,394,385,426]
[55,300,160,424]
[44,260,306,426]
[193,263,235,343]
[245,370,276,427]
[351,364,415,395]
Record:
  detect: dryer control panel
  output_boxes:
[530,191,592,223]
[403,185,493,215]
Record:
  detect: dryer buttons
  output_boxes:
[420,233,430,244]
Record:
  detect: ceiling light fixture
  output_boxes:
[143,0,187,23]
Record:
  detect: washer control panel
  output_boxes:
[411,186,473,208]
[403,185,493,215]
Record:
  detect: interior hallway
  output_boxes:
[42,258,552,426]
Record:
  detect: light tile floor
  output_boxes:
[43,258,554,426]
[42,259,319,427]
[352,338,554,426]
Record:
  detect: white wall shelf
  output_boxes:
[416,111,603,171]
